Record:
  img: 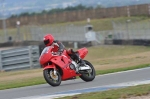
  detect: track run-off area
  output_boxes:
[0,67,150,99]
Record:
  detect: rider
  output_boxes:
[43,34,85,66]
[43,34,64,53]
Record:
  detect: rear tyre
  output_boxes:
[79,60,96,82]
[43,69,61,86]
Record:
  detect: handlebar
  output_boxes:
[52,51,62,56]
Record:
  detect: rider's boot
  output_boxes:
[79,59,85,66]
[75,59,86,74]
[73,52,85,66]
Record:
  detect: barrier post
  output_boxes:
[28,46,33,69]
[0,51,3,71]
[74,42,78,49]
[149,4,150,16]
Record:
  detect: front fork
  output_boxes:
[44,64,57,76]
[53,69,57,76]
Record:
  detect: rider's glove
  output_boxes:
[58,48,64,52]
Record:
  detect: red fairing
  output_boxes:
[39,46,86,81]
[62,50,71,59]
[51,55,71,68]
[77,47,88,59]
[44,64,56,70]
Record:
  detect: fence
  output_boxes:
[112,20,150,40]
[97,30,114,44]
[29,25,86,42]
[0,45,40,71]
[2,22,150,45]
[1,19,150,45]
[1,4,150,29]
[0,24,102,44]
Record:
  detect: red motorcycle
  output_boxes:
[39,46,95,86]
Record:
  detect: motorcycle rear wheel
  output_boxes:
[79,60,96,82]
[43,69,61,86]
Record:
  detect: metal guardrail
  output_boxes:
[0,46,40,71]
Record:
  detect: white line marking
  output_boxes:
[15,79,150,99]
[97,67,150,77]
[15,93,81,99]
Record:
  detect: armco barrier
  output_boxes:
[0,46,40,71]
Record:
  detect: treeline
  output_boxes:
[10,4,102,18]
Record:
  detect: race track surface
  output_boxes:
[0,67,150,99]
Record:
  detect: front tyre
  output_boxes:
[79,60,96,82]
[43,69,61,86]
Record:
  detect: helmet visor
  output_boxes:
[44,39,50,45]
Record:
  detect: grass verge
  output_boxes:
[0,64,150,90]
[0,77,45,90]
[96,64,150,75]
[59,84,150,99]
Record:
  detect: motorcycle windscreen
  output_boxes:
[39,47,52,65]
[77,47,88,59]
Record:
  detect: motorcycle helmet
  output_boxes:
[43,34,54,46]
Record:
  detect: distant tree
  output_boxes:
[64,4,91,11]
[19,12,30,17]
[41,10,48,14]
[10,4,94,17]
[10,14,17,18]
[29,12,37,16]
[75,4,86,10]
[65,6,75,11]
[47,8,64,14]
[96,4,103,9]
[86,6,93,10]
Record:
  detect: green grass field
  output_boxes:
[59,84,150,99]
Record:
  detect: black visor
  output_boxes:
[44,39,50,45]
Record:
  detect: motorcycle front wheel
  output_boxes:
[43,69,61,86]
[79,60,96,82]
